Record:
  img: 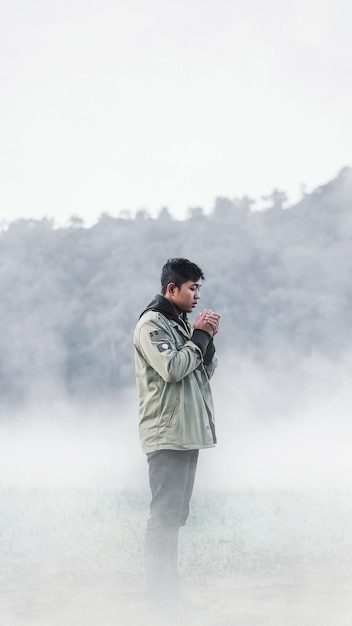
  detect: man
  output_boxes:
[133,258,220,618]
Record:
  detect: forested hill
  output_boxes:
[1,167,352,408]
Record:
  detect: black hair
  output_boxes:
[160,258,205,295]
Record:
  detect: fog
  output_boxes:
[1,354,351,492]
[1,354,352,625]
[208,352,352,491]
[0,391,145,491]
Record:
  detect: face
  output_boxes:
[166,280,201,315]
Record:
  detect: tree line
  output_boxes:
[1,167,351,409]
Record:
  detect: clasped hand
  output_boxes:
[194,309,221,337]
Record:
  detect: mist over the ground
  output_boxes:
[1,355,352,625]
[1,351,351,493]
[209,351,352,491]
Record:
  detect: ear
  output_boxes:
[166,282,177,296]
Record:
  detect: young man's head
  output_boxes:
[161,258,205,315]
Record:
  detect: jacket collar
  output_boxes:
[139,294,190,331]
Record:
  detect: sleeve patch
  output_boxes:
[157,341,172,352]
[149,330,159,337]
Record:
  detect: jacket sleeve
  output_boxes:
[203,338,218,379]
[190,329,218,379]
[135,316,205,383]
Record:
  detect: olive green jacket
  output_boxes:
[134,295,218,453]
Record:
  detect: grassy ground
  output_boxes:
[1,487,352,625]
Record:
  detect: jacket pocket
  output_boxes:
[165,398,180,427]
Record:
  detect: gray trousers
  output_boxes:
[145,449,199,607]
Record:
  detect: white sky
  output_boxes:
[1,0,351,226]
